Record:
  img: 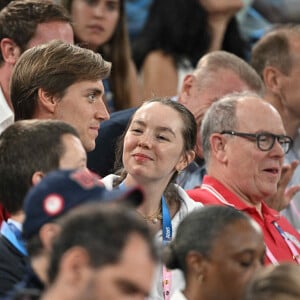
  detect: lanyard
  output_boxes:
[119,182,173,299]
[201,184,300,265]
[161,195,172,300]
[273,221,300,264]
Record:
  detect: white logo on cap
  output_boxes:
[43,194,64,216]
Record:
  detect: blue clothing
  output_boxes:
[1,221,27,256]
[125,0,153,41]
[0,221,28,297]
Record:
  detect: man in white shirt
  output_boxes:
[0,0,74,134]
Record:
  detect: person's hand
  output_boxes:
[266,160,300,211]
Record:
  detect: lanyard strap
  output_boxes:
[161,195,173,300]
[119,182,173,299]
[273,221,300,264]
[202,184,300,264]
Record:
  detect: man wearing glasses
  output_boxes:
[188,91,300,265]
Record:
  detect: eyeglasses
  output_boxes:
[220,130,293,154]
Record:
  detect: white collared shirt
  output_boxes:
[0,87,14,134]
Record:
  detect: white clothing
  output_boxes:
[171,290,188,300]
[102,174,203,299]
[0,87,13,134]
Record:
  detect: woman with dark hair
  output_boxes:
[61,0,140,111]
[102,98,203,299]
[164,205,266,300]
[133,0,245,99]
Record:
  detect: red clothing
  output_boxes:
[0,203,9,226]
[187,175,300,265]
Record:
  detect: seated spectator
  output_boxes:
[251,24,300,230]
[133,0,245,99]
[0,120,86,296]
[237,0,300,53]
[102,98,203,299]
[61,0,140,111]
[188,91,300,265]
[164,205,265,300]
[42,203,157,300]
[88,50,264,187]
[8,168,143,298]
[11,40,111,152]
[243,263,300,300]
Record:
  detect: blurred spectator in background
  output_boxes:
[237,0,300,56]
[42,203,157,300]
[125,0,153,42]
[61,0,140,112]
[243,263,300,300]
[0,120,85,296]
[133,0,246,99]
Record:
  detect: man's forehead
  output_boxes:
[27,21,74,48]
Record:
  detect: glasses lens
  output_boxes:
[278,136,292,153]
[257,133,274,151]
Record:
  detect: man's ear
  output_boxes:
[263,66,284,95]
[0,38,21,65]
[59,247,91,287]
[37,88,58,114]
[210,133,227,163]
[31,171,45,186]
[180,74,197,104]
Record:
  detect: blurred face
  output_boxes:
[182,69,252,158]
[59,134,87,170]
[82,233,155,300]
[222,98,285,203]
[202,219,265,300]
[185,69,252,127]
[198,0,243,14]
[53,80,109,152]
[276,38,300,121]
[70,0,120,51]
[123,102,192,185]
[26,21,74,49]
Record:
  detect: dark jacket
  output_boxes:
[0,235,28,297]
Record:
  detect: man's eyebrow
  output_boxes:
[85,88,104,96]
